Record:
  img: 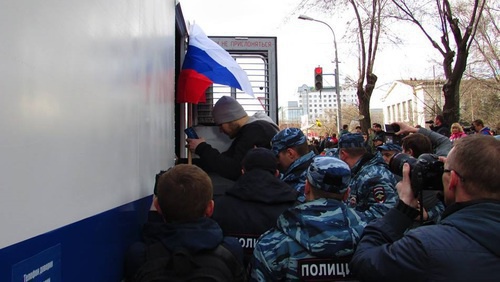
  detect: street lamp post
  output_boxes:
[303,87,310,138]
[298,15,342,133]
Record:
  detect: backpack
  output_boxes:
[132,242,245,282]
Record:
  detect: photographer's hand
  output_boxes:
[396,163,419,209]
[415,206,429,221]
[393,122,418,135]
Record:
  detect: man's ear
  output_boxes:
[274,169,280,177]
[305,181,311,194]
[406,148,414,157]
[449,170,460,190]
[286,148,298,160]
[339,149,347,159]
[342,187,351,201]
[205,200,215,217]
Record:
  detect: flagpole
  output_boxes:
[187,103,193,165]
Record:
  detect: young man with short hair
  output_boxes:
[340,124,349,136]
[429,114,450,137]
[472,119,493,135]
[125,164,246,281]
[372,123,386,142]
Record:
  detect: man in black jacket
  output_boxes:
[124,164,246,281]
[211,147,298,266]
[351,135,500,281]
[428,114,450,137]
[187,96,279,181]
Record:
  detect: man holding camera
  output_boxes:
[351,135,500,281]
[427,114,450,137]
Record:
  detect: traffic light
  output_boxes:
[314,67,323,90]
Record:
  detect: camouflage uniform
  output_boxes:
[280,151,316,203]
[348,153,398,221]
[272,128,316,203]
[250,156,366,281]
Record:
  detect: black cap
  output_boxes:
[242,148,278,173]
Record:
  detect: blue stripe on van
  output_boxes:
[0,195,152,282]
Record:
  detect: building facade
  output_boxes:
[290,84,358,125]
[382,79,443,127]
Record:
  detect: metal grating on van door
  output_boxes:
[195,37,278,125]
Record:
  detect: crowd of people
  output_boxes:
[124,98,499,281]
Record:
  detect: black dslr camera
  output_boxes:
[463,125,475,135]
[389,153,444,196]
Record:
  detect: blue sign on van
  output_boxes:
[12,244,61,282]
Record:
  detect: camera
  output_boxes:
[463,125,475,135]
[385,123,407,146]
[389,153,444,196]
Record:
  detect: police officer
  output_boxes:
[338,133,398,221]
[271,128,317,203]
[377,143,403,165]
[250,156,366,281]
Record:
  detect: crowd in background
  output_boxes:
[310,116,496,156]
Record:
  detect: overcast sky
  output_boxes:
[180,0,442,108]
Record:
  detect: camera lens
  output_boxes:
[389,153,418,177]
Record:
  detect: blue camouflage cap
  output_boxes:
[307,156,351,193]
[338,133,365,148]
[271,128,307,156]
[377,143,402,152]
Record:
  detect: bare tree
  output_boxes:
[466,2,500,84]
[391,0,486,125]
[458,2,499,131]
[348,0,389,131]
[460,79,500,131]
[292,0,394,132]
[314,104,360,139]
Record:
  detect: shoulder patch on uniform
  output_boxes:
[373,187,386,203]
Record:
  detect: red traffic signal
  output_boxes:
[314,67,323,90]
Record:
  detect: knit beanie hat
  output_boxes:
[212,96,247,125]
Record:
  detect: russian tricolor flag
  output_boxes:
[177,24,254,104]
